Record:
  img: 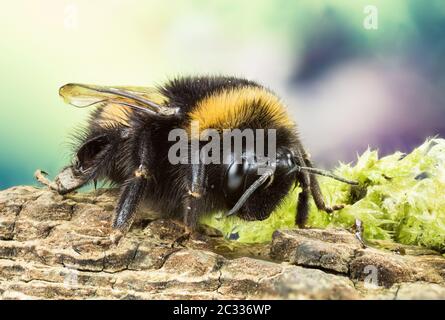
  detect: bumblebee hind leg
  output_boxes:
[35,134,114,194]
[34,166,88,195]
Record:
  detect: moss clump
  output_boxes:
[201,138,445,252]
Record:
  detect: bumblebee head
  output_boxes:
[222,147,358,220]
[222,147,297,221]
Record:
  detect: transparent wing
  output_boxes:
[59,83,178,116]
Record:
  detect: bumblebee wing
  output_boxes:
[59,83,178,116]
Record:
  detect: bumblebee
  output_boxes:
[36,76,356,242]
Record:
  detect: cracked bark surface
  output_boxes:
[0,186,444,300]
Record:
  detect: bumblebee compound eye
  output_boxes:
[223,159,250,203]
[224,161,249,195]
[223,150,278,215]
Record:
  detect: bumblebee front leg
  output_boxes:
[295,145,344,214]
[295,170,311,228]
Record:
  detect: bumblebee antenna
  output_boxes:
[225,168,275,217]
[287,165,358,185]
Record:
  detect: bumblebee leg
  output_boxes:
[169,163,206,247]
[293,151,311,227]
[36,133,120,195]
[112,165,150,234]
[296,146,344,213]
[170,226,192,248]
[168,200,197,248]
[183,163,206,229]
[182,194,201,232]
[34,166,88,195]
[70,165,149,251]
[189,162,206,199]
[293,148,314,227]
[296,172,311,228]
[34,170,58,191]
[109,132,154,245]
[171,194,201,248]
[174,162,206,246]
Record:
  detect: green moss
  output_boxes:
[200,138,445,252]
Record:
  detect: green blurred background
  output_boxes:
[1,0,445,189]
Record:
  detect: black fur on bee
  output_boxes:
[38,76,356,237]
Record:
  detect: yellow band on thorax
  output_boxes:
[188,86,294,136]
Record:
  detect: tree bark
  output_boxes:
[0,186,444,299]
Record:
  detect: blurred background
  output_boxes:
[1,0,445,189]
